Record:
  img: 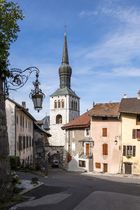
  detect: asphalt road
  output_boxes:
[11,168,140,210]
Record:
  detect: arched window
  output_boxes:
[58,100,60,108]
[56,114,62,124]
[71,100,74,110]
[54,100,57,108]
[61,100,64,108]
[75,101,77,111]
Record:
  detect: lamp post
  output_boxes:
[4,66,45,111]
[0,66,45,200]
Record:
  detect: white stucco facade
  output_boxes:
[6,99,16,156]
[49,94,80,146]
[6,98,34,166]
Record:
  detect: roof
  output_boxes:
[7,98,36,121]
[90,102,120,117]
[34,123,51,137]
[119,98,140,114]
[62,109,93,130]
[50,87,79,98]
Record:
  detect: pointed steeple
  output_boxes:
[62,32,69,64]
[59,33,72,89]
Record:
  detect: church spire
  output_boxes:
[59,33,72,89]
[62,32,69,64]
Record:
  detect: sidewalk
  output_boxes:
[82,171,140,184]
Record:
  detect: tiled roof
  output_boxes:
[90,102,120,117]
[62,109,93,130]
[119,98,140,114]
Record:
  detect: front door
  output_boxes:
[103,163,108,173]
[86,143,90,158]
[124,163,132,174]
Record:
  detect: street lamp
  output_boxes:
[0,66,45,201]
[4,66,45,111]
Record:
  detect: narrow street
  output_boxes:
[11,168,140,210]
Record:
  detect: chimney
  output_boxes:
[137,90,140,99]
[22,101,26,109]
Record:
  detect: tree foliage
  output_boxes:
[0,0,24,74]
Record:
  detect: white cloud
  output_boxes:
[79,10,98,17]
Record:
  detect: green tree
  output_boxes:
[0,0,23,201]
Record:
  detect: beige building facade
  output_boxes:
[120,98,140,175]
[91,103,121,174]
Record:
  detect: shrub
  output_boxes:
[9,156,20,170]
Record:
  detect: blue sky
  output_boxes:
[9,0,140,120]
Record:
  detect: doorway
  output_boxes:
[124,163,132,174]
[103,163,108,173]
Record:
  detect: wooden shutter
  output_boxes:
[137,129,140,139]
[103,144,108,155]
[133,146,136,157]
[95,162,101,168]
[102,128,107,137]
[123,145,126,156]
[132,129,137,139]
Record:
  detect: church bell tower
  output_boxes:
[49,33,80,147]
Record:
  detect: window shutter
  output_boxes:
[123,145,126,156]
[133,146,136,157]
[103,144,108,155]
[132,129,137,139]
[102,128,107,137]
[137,130,140,139]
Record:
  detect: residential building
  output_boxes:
[119,96,140,174]
[49,33,80,164]
[91,103,121,174]
[62,109,93,172]
[34,123,51,171]
[6,98,35,166]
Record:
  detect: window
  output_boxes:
[95,162,101,168]
[75,102,77,111]
[123,145,136,157]
[58,100,60,108]
[56,114,62,124]
[54,100,57,108]
[61,100,64,108]
[18,136,22,151]
[102,128,107,137]
[102,144,108,155]
[23,136,25,149]
[132,129,140,139]
[136,115,140,125]
[26,136,28,148]
[79,160,86,167]
[85,128,89,136]
[71,100,74,110]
